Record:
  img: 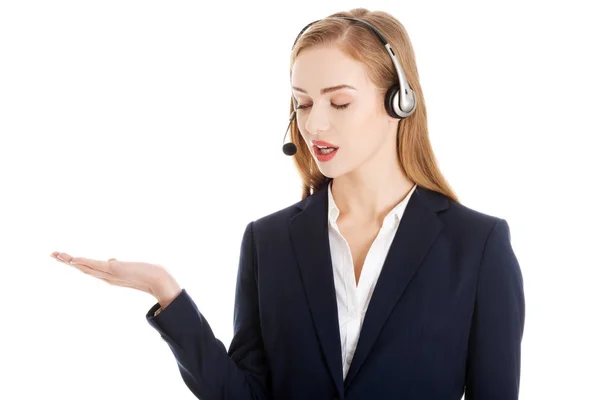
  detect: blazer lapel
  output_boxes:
[343,185,447,388]
[289,186,344,395]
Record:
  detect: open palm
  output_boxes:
[50,251,168,298]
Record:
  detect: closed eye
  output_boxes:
[296,103,350,110]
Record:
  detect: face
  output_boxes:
[291,44,398,179]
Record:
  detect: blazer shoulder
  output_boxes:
[435,192,508,239]
[248,196,306,234]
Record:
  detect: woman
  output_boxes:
[51,8,525,400]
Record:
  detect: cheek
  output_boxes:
[339,112,375,142]
[298,128,310,145]
[341,118,390,159]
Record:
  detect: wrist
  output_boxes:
[152,274,182,310]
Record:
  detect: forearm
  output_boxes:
[146,289,270,400]
[145,222,270,399]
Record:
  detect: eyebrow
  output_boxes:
[291,84,357,95]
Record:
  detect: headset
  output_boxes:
[282,16,417,156]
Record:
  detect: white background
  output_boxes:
[1,0,599,399]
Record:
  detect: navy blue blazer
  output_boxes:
[146,184,525,399]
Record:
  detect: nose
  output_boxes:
[302,103,331,136]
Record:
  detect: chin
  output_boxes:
[316,163,351,180]
[313,151,360,180]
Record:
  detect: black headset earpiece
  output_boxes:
[283,16,417,155]
[385,84,403,119]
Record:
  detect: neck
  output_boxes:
[331,158,414,222]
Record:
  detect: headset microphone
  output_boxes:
[282,110,298,156]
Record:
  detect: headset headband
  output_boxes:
[291,16,417,119]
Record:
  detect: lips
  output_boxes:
[312,140,338,148]
[312,140,339,162]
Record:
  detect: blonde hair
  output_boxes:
[289,8,459,204]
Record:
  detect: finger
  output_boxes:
[51,252,77,267]
[51,253,114,276]
[69,256,114,274]
[52,253,116,265]
[70,262,115,280]
[52,252,72,263]
[52,252,90,270]
[54,254,141,289]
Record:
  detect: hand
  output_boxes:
[50,251,182,308]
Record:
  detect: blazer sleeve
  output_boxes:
[465,218,526,400]
[146,221,270,400]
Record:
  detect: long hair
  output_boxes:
[289,8,459,203]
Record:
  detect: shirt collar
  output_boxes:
[327,181,417,224]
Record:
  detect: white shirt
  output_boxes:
[327,182,417,379]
